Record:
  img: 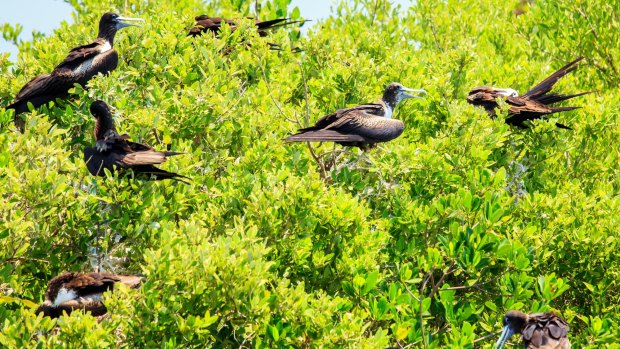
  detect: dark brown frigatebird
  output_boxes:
[6,12,142,131]
[83,100,188,182]
[188,15,305,50]
[467,57,592,129]
[285,82,426,150]
[494,310,570,349]
[35,271,144,318]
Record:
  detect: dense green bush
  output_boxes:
[1,0,619,347]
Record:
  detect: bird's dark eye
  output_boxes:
[503,317,509,325]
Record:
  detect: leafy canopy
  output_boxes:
[0,0,619,348]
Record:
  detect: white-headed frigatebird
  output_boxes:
[494,310,570,349]
[188,15,306,50]
[467,56,592,129]
[285,82,426,150]
[83,100,188,183]
[35,271,144,318]
[6,12,142,132]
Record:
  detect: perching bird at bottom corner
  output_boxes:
[83,100,188,183]
[467,56,593,130]
[494,310,570,349]
[285,82,426,150]
[35,271,144,318]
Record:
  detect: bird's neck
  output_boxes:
[97,28,117,46]
[380,99,396,118]
[383,104,393,119]
[381,94,401,114]
[95,116,116,141]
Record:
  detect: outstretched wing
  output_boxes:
[524,57,584,99]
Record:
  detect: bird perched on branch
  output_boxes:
[467,56,592,129]
[494,310,570,349]
[5,12,142,132]
[188,15,306,50]
[285,82,426,150]
[35,271,144,318]
[83,100,188,183]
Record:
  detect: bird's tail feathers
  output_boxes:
[284,130,366,143]
[257,18,309,30]
[555,122,573,130]
[534,91,594,105]
[549,106,581,113]
[163,151,186,157]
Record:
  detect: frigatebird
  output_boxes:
[467,57,591,129]
[188,15,305,50]
[35,271,144,318]
[494,310,570,349]
[83,100,188,182]
[188,15,304,37]
[6,12,142,131]
[285,82,426,150]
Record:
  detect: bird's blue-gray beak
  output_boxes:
[401,86,427,99]
[115,16,144,30]
[493,326,514,349]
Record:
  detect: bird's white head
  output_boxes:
[494,88,519,98]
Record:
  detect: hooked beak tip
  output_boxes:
[403,88,427,99]
[493,326,514,349]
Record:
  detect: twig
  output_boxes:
[419,269,433,349]
[370,0,380,26]
[297,59,327,179]
[428,261,456,300]
[473,330,502,343]
[297,61,310,127]
[215,82,248,123]
[577,6,618,77]
[96,220,102,273]
[256,56,298,124]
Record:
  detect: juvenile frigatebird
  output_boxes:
[83,100,188,182]
[6,12,142,131]
[467,57,591,129]
[494,310,570,349]
[35,271,144,318]
[188,15,305,50]
[285,82,426,150]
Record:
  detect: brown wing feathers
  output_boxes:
[522,313,570,349]
[470,57,591,129]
